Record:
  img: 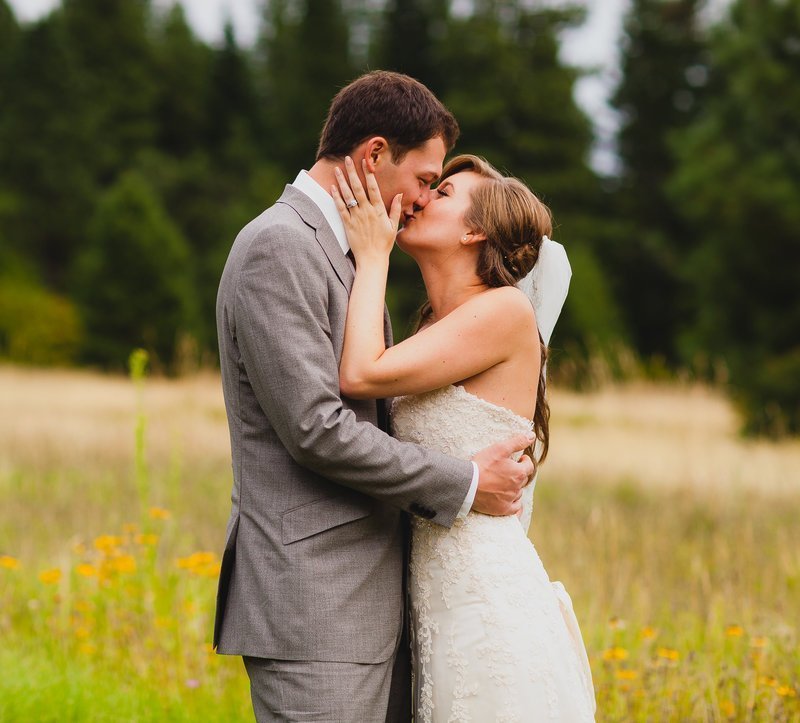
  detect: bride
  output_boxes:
[332,153,595,722]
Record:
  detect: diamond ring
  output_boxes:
[346,199,358,208]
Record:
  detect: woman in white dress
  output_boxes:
[332,153,595,722]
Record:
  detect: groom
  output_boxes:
[214,71,535,722]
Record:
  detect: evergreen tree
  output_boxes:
[437,2,628,357]
[376,0,448,93]
[0,0,19,259]
[0,0,17,78]
[670,0,800,434]
[0,13,95,286]
[259,0,353,174]
[609,0,708,360]
[206,21,261,163]
[61,0,158,182]
[154,3,212,158]
[74,171,196,370]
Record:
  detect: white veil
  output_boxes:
[516,236,571,533]
[516,236,572,347]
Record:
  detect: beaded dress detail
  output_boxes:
[392,384,595,722]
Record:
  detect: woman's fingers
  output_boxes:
[334,167,358,210]
[389,193,403,230]
[344,156,370,206]
[330,184,350,223]
[363,160,384,208]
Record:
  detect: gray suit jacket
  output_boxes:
[214,185,473,663]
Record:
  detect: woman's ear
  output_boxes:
[364,137,390,173]
[460,231,487,246]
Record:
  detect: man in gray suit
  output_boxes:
[214,71,535,722]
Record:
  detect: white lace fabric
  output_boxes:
[392,385,595,722]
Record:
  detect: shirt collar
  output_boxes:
[291,170,349,255]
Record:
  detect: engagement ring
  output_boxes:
[346,199,358,208]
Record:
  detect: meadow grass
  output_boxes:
[0,363,798,721]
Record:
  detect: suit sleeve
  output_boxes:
[231,225,472,527]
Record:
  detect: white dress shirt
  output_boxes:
[291,170,480,518]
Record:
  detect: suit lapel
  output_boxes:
[276,185,354,293]
[277,185,395,429]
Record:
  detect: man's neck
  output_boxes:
[307,160,340,199]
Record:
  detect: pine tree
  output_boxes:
[609,0,708,360]
[376,0,448,93]
[669,0,800,434]
[206,21,261,163]
[0,13,95,286]
[0,0,17,76]
[437,2,628,357]
[61,0,159,182]
[74,171,196,370]
[154,3,212,158]
[259,0,353,175]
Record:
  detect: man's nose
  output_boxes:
[415,187,433,209]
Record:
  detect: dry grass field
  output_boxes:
[1,364,798,721]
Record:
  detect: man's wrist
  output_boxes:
[456,462,479,519]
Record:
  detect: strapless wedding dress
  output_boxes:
[392,384,596,722]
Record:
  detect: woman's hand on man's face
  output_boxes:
[332,156,402,264]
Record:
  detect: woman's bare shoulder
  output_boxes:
[469,285,537,329]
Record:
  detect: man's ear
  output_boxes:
[364,137,391,173]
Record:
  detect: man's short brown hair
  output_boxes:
[316,71,459,162]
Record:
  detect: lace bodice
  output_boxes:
[392,384,536,531]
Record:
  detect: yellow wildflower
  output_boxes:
[0,555,21,570]
[640,626,658,640]
[602,647,629,661]
[38,568,61,585]
[725,625,744,637]
[134,533,159,546]
[777,685,797,698]
[78,643,96,655]
[196,561,222,577]
[76,563,97,577]
[93,535,123,553]
[615,669,638,681]
[149,507,172,520]
[74,626,91,639]
[750,636,768,648]
[177,551,220,576]
[758,676,778,687]
[720,700,735,717]
[657,647,680,661]
[110,555,136,574]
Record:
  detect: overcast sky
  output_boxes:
[8,0,629,172]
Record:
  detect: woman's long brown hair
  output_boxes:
[415,154,552,469]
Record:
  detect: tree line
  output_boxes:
[0,0,797,435]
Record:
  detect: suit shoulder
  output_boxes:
[241,202,316,249]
